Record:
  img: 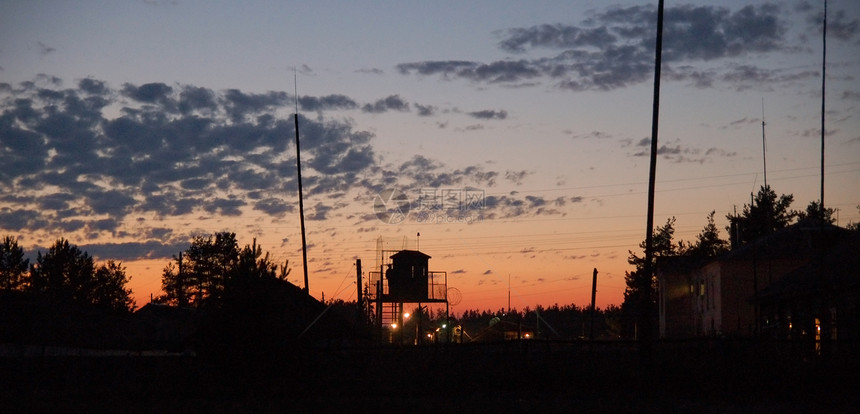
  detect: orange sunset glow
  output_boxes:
[2,0,858,315]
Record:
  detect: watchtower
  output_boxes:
[366,246,448,344]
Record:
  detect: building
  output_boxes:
[755,231,860,348]
[657,221,858,340]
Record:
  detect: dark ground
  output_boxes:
[2,340,858,413]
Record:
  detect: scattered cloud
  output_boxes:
[415,103,437,116]
[630,137,736,163]
[37,41,56,55]
[361,94,410,113]
[468,109,508,120]
[396,4,845,92]
[0,76,576,260]
[299,94,358,112]
[356,68,384,75]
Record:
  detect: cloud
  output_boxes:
[499,24,618,53]
[222,88,290,121]
[631,137,736,163]
[842,91,860,101]
[399,4,808,92]
[0,77,374,240]
[1,76,583,259]
[78,78,109,96]
[80,240,189,261]
[178,85,217,114]
[468,109,508,120]
[504,170,529,184]
[828,9,860,41]
[803,4,860,42]
[37,42,56,55]
[415,103,437,116]
[356,68,384,75]
[299,94,358,112]
[398,60,540,84]
[122,82,174,104]
[362,94,410,113]
[396,60,477,76]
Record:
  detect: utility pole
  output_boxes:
[590,268,598,341]
[356,259,363,317]
[294,74,310,293]
[641,0,665,356]
[177,251,185,307]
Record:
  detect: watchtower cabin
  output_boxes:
[387,250,430,301]
[366,249,448,344]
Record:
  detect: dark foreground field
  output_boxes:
[2,340,858,413]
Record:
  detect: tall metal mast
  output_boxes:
[761,98,767,188]
[820,0,827,210]
[641,0,665,352]
[294,73,310,293]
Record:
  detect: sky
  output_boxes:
[1,0,858,313]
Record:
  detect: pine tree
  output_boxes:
[0,236,29,291]
[726,185,796,248]
[29,239,134,312]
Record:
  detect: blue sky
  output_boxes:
[1,0,858,311]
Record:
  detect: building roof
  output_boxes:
[721,220,852,262]
[755,231,860,302]
[659,221,854,272]
[390,250,431,259]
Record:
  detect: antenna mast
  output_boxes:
[820,0,827,210]
[761,98,767,188]
[294,71,310,293]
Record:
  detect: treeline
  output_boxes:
[0,236,133,313]
[155,232,292,309]
[0,233,365,352]
[455,303,623,340]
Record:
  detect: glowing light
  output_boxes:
[403,312,411,319]
[390,323,398,329]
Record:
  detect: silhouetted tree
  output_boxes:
[157,261,186,306]
[30,239,96,302]
[91,260,135,312]
[726,185,796,248]
[848,205,860,231]
[234,238,279,281]
[188,232,239,307]
[0,236,29,290]
[796,200,835,225]
[159,233,291,308]
[29,239,134,313]
[680,211,729,258]
[622,217,679,339]
[159,232,239,308]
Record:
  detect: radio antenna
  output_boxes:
[294,68,310,293]
[820,0,827,210]
[761,97,767,188]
